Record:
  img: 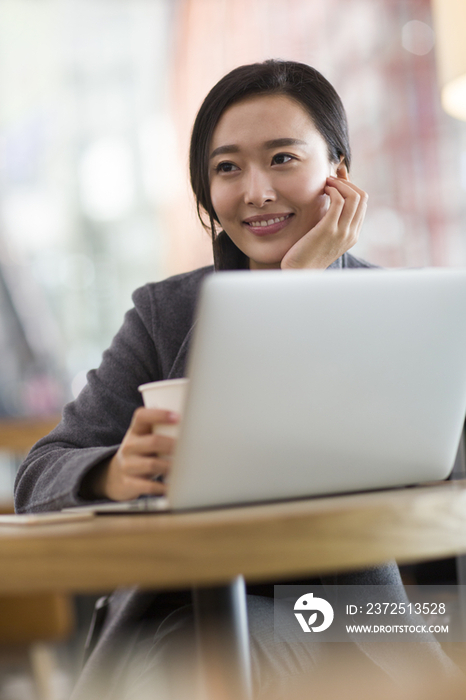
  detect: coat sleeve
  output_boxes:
[14,286,163,513]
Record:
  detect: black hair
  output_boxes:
[189,59,351,259]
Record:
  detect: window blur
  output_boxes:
[0,0,464,422]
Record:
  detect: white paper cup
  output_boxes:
[138,378,189,438]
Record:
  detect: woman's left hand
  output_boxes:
[280,177,368,270]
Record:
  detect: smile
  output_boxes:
[247,214,290,227]
[243,213,294,236]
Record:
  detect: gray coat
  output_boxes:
[14,244,455,697]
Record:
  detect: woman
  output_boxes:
[14,60,456,698]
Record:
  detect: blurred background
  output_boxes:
[0,0,466,696]
[0,0,464,425]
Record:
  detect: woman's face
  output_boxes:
[209,94,344,270]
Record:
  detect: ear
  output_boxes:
[331,157,349,180]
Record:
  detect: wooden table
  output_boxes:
[0,481,466,593]
[2,481,466,595]
[4,481,466,699]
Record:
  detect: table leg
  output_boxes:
[192,575,253,700]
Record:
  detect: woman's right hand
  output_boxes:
[95,407,179,501]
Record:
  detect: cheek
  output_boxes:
[210,183,234,221]
[290,177,327,211]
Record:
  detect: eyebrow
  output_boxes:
[209,138,308,160]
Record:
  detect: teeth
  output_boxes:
[249,215,289,227]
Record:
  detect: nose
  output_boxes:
[243,167,276,207]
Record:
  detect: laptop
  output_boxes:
[65,268,466,514]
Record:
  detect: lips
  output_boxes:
[243,213,294,236]
[244,213,292,227]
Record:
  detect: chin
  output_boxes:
[254,243,296,264]
[248,254,286,270]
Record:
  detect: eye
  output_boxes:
[215,161,239,173]
[272,153,294,165]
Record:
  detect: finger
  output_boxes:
[336,188,361,230]
[352,190,369,230]
[322,184,345,228]
[326,178,367,232]
[126,433,175,456]
[123,455,172,478]
[151,433,177,455]
[117,477,167,501]
[130,407,179,436]
[327,177,367,199]
[330,178,369,237]
[344,189,369,243]
[130,478,167,496]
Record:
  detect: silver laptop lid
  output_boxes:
[169,268,466,510]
